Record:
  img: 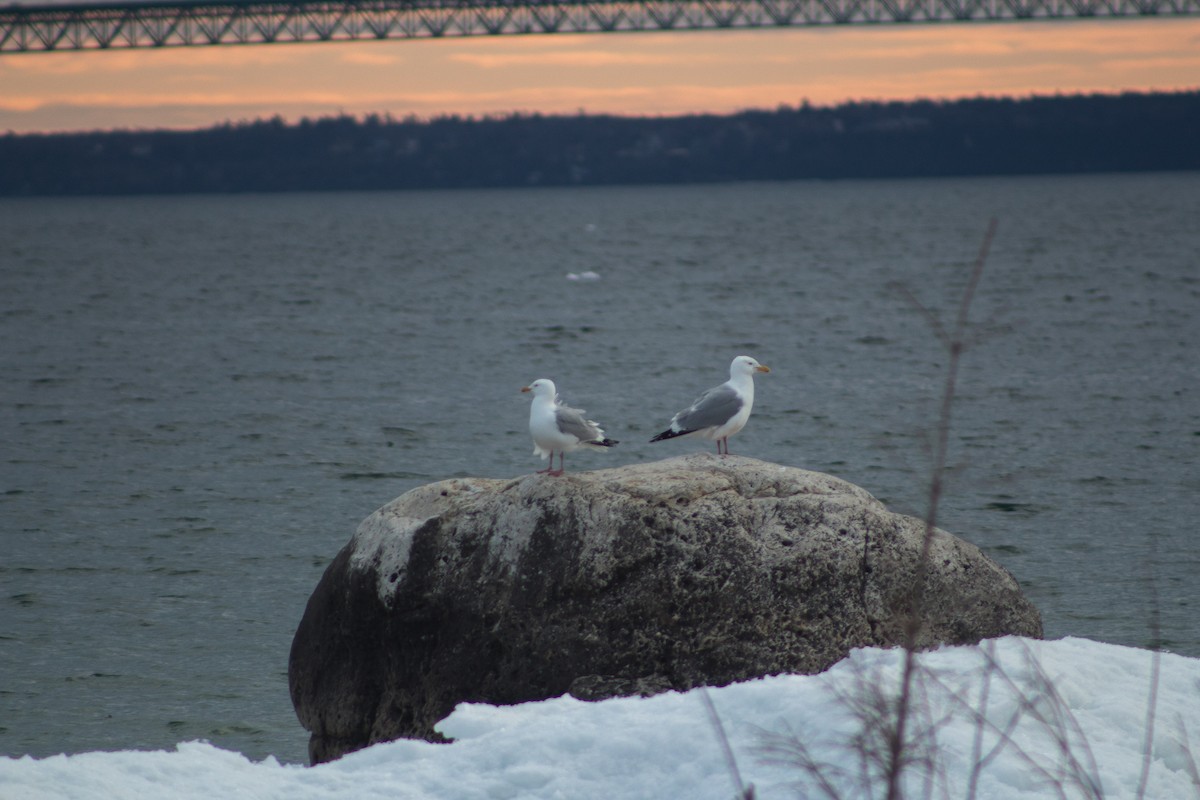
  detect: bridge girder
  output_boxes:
[2,0,1198,53]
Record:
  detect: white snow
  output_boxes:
[4,637,1198,800]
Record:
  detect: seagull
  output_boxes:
[650,355,770,455]
[521,379,618,475]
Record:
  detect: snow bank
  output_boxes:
[4,637,1197,800]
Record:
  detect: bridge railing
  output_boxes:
[3,0,1198,53]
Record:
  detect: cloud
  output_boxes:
[0,97,45,112]
[5,18,1200,133]
[1,46,301,76]
[0,89,358,113]
[340,50,403,66]
[450,49,690,68]
[1106,54,1200,72]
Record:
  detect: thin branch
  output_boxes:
[886,218,998,800]
[1175,716,1200,791]
[990,641,1104,799]
[891,281,951,348]
[1134,652,1163,799]
[965,640,998,800]
[701,687,756,800]
[757,720,848,800]
[1135,531,1163,800]
[922,663,1069,800]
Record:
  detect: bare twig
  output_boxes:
[960,640,1104,798]
[1135,531,1163,799]
[923,651,1073,800]
[885,218,998,800]
[701,687,756,800]
[758,720,848,800]
[755,219,1139,800]
[1176,716,1200,792]
[965,639,999,800]
[1024,653,1104,798]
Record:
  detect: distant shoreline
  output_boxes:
[2,90,1197,197]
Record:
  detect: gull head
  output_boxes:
[731,355,770,377]
[521,379,557,399]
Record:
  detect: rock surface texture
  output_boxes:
[289,455,1042,764]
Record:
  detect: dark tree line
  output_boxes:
[1,91,1197,196]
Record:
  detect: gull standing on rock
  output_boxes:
[522,379,619,475]
[650,355,770,455]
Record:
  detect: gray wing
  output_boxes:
[672,384,742,432]
[555,405,605,442]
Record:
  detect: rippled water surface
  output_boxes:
[2,174,1198,765]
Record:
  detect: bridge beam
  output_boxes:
[2,0,1198,53]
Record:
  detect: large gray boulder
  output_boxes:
[289,455,1042,764]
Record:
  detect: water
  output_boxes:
[2,174,1197,766]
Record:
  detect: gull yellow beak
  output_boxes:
[520,386,531,393]
[757,365,771,373]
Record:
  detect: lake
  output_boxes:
[2,172,1197,765]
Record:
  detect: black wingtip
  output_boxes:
[650,429,685,443]
[599,438,619,447]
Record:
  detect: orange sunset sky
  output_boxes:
[2,16,1199,134]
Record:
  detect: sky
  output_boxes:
[1,17,1200,134]
[2,637,1198,799]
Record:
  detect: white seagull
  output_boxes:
[650,355,770,455]
[521,379,619,475]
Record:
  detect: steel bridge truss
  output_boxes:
[3,0,1198,53]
